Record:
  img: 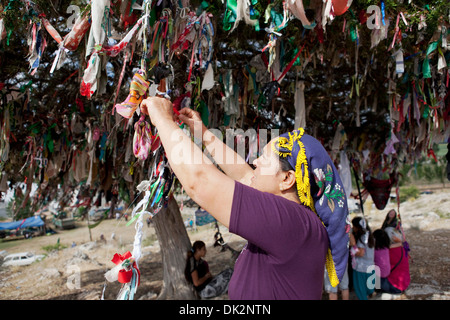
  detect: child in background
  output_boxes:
[373,229,391,293]
[350,217,375,300]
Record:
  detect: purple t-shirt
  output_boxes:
[374,248,390,278]
[228,181,329,300]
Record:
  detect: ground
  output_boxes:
[0,186,449,300]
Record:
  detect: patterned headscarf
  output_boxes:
[272,128,350,287]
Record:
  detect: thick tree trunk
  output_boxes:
[153,196,198,300]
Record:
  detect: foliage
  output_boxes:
[398,185,420,203]
[5,189,33,220]
[42,238,67,252]
[398,156,447,186]
[75,205,88,218]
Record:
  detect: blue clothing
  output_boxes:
[353,269,375,300]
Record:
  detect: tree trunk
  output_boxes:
[153,196,198,300]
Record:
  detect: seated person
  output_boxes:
[185,240,233,299]
[383,227,411,294]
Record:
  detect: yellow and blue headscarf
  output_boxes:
[272,128,350,287]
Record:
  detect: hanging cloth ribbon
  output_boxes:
[230,0,258,32]
[170,11,213,82]
[422,41,438,79]
[27,22,47,75]
[112,51,129,112]
[0,18,6,44]
[223,0,260,32]
[39,14,63,44]
[133,115,153,161]
[276,42,306,82]
[115,70,150,118]
[294,78,306,129]
[362,172,398,210]
[100,14,146,57]
[260,42,306,107]
[388,13,402,52]
[0,104,11,164]
[80,55,101,99]
[286,0,316,29]
[80,0,111,99]
[61,13,91,51]
[105,251,141,300]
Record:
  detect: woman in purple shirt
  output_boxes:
[141,97,350,299]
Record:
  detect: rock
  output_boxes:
[426,212,440,220]
[77,290,101,300]
[406,284,441,296]
[381,293,404,300]
[138,292,158,300]
[79,241,98,251]
[40,268,61,279]
[73,250,89,260]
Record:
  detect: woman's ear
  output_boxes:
[280,170,296,191]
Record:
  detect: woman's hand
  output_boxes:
[177,107,205,136]
[141,97,174,126]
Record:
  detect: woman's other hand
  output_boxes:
[177,107,205,136]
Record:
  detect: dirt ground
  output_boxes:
[0,186,449,300]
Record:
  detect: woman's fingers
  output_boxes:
[179,107,201,120]
[178,107,203,131]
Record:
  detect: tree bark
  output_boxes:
[153,196,198,300]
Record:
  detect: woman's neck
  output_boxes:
[280,189,301,205]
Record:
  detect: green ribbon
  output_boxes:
[422,41,438,79]
[223,0,237,31]
[149,6,157,27]
[29,122,42,135]
[350,24,357,42]
[44,123,57,154]
[270,7,285,31]
[223,0,260,31]
[126,212,140,226]
[199,100,209,127]
[20,80,33,93]
[283,38,302,69]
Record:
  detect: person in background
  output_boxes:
[324,264,349,300]
[383,227,411,296]
[185,240,233,299]
[350,216,375,300]
[382,209,401,230]
[373,229,391,293]
[382,209,411,258]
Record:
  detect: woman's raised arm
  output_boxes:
[177,107,254,186]
[141,97,235,228]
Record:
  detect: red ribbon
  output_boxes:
[427,149,437,163]
[111,251,140,285]
[75,98,84,113]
